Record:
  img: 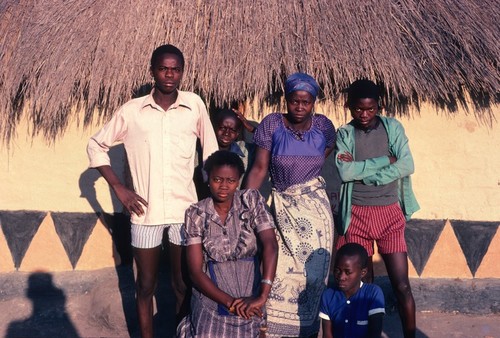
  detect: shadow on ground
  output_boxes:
[5,272,80,338]
[2,270,500,337]
[1,249,176,338]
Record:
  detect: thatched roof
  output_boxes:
[1,0,499,143]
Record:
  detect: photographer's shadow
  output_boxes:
[6,272,80,338]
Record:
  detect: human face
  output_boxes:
[150,53,183,95]
[216,117,240,150]
[208,165,240,204]
[334,255,367,298]
[286,91,315,125]
[350,98,379,130]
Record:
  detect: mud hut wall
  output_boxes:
[1,104,499,277]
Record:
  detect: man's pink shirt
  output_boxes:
[87,90,218,225]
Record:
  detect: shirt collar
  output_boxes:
[195,190,245,219]
[142,88,193,111]
[351,116,381,133]
[229,142,246,158]
[365,116,381,132]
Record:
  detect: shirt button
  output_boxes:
[347,300,350,304]
[345,319,348,323]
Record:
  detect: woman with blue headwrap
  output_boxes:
[245,73,336,337]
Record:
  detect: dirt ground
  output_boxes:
[1,264,500,338]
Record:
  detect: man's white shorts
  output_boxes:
[131,223,185,248]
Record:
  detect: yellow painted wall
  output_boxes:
[1,117,123,214]
[402,110,499,221]
[2,105,498,220]
[1,104,499,275]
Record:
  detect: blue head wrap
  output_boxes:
[285,72,320,99]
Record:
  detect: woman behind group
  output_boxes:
[245,73,336,337]
[178,150,278,337]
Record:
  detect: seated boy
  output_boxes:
[320,243,385,338]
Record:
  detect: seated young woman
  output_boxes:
[177,150,278,337]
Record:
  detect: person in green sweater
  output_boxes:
[335,79,419,338]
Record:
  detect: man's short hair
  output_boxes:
[347,79,380,107]
[150,44,185,69]
[335,242,369,269]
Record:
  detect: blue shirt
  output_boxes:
[253,113,336,191]
[319,282,385,338]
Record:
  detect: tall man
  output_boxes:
[87,44,218,338]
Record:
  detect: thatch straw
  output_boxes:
[0,0,499,143]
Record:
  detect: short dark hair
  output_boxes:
[204,150,245,177]
[346,79,381,108]
[213,109,242,129]
[335,243,369,269]
[150,44,185,69]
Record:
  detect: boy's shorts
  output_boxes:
[336,202,407,256]
[131,223,185,249]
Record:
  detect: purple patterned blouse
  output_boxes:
[253,113,336,191]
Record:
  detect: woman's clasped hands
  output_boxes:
[229,296,266,319]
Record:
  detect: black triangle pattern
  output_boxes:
[451,220,499,276]
[2,211,500,276]
[0,211,46,269]
[52,212,99,269]
[405,219,446,276]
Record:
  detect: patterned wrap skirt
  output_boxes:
[266,176,334,337]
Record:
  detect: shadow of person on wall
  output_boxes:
[79,144,175,337]
[79,145,133,265]
[6,272,80,338]
[78,144,137,334]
